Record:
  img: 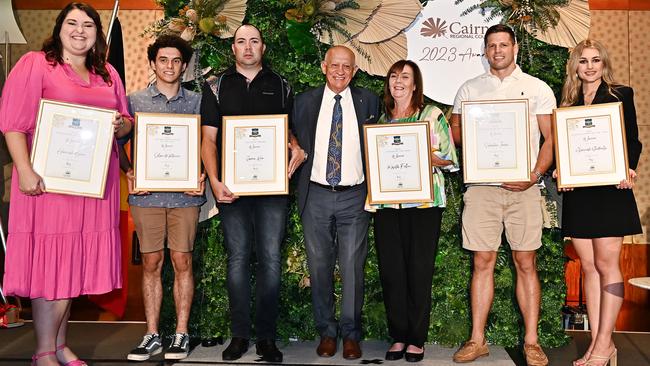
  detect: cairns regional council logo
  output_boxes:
[420,17,488,39]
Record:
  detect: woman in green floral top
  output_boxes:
[370,60,458,362]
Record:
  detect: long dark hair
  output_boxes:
[42,2,111,84]
[383,60,424,119]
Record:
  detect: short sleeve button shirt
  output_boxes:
[126,84,205,208]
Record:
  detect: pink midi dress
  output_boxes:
[0,51,128,300]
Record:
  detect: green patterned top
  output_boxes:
[365,104,459,211]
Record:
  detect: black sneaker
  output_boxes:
[127,333,163,361]
[165,333,190,360]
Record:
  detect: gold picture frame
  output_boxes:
[133,112,201,191]
[553,102,629,188]
[30,99,116,198]
[461,99,531,183]
[221,114,289,196]
[363,122,434,205]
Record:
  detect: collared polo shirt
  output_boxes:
[125,84,205,208]
[452,65,556,171]
[200,64,293,179]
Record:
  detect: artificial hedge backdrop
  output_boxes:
[159,0,571,347]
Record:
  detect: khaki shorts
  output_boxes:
[462,185,543,251]
[130,206,200,253]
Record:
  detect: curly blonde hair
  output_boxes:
[560,39,619,107]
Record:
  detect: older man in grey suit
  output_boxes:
[292,45,380,360]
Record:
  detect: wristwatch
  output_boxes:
[533,170,543,184]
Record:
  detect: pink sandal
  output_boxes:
[31,350,55,366]
[55,344,87,366]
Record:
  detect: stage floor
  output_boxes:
[1,322,649,365]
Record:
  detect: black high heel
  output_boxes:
[405,346,425,362]
[385,344,406,361]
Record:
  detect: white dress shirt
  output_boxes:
[310,86,365,186]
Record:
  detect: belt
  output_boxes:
[311,181,358,192]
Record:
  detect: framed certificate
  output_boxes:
[133,112,201,191]
[221,114,288,196]
[553,102,629,188]
[461,99,531,183]
[363,122,433,205]
[31,99,115,198]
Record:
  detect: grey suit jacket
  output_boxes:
[292,85,381,215]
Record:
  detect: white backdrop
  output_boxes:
[405,0,499,105]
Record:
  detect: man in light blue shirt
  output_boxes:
[120,35,204,362]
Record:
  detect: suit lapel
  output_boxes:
[592,82,611,104]
[350,87,365,125]
[308,86,326,154]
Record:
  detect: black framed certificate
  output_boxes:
[133,112,201,191]
[363,122,433,205]
[461,99,531,183]
[30,99,116,198]
[553,102,629,188]
[221,114,288,196]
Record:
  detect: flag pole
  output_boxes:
[106,0,120,53]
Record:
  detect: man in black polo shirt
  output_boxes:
[200,24,305,363]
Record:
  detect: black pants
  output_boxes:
[374,207,443,347]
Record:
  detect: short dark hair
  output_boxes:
[42,2,111,84]
[483,24,516,46]
[383,60,424,119]
[147,34,193,64]
[232,24,265,45]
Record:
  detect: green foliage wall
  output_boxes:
[158,0,570,347]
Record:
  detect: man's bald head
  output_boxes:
[321,46,358,94]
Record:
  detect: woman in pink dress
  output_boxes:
[0,3,131,365]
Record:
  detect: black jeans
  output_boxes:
[374,207,443,347]
[218,195,288,340]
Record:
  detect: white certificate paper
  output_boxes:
[475,112,517,169]
[44,114,99,182]
[363,122,433,205]
[145,124,189,180]
[222,115,288,196]
[376,134,422,192]
[234,126,276,183]
[461,99,530,183]
[134,113,201,191]
[31,99,116,198]
[567,116,615,175]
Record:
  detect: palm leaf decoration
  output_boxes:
[455,0,569,32]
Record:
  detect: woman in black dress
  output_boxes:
[559,39,642,366]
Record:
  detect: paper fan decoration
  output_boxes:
[318,0,381,44]
[357,0,422,43]
[333,31,407,76]
[524,0,589,48]
[217,0,248,38]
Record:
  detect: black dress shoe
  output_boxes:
[256,339,283,362]
[405,350,424,362]
[385,348,406,361]
[222,337,249,360]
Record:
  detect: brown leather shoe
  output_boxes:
[452,340,489,363]
[316,336,337,357]
[342,338,362,360]
[523,343,548,366]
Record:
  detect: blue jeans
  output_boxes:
[217,195,288,340]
